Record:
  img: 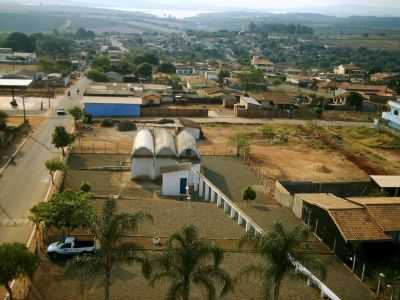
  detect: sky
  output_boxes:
[16,0,400,16]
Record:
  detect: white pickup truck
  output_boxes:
[47,237,96,258]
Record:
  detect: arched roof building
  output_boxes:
[131,129,154,157]
[176,130,200,159]
[154,128,177,157]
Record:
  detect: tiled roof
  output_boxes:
[329,209,390,241]
[298,193,360,210]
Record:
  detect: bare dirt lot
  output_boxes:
[199,124,368,182]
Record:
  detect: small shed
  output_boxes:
[370,175,400,196]
[83,97,141,117]
[161,163,200,196]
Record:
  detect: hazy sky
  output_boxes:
[17,0,400,16]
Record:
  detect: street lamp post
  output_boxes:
[377,273,385,297]
[386,284,393,300]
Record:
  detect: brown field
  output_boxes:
[199,124,368,182]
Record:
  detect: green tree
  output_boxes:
[239,222,326,300]
[229,132,250,157]
[0,111,8,130]
[86,69,108,82]
[65,199,153,300]
[3,32,35,52]
[93,56,112,72]
[238,69,266,91]
[134,53,159,65]
[52,126,75,156]
[150,225,233,300]
[30,190,95,238]
[36,35,72,59]
[136,63,153,79]
[158,62,176,74]
[45,158,67,188]
[68,106,83,127]
[217,69,230,86]
[242,186,257,204]
[0,243,38,300]
[169,75,182,91]
[346,92,364,111]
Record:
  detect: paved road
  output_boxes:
[0,76,90,244]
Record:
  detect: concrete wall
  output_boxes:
[162,170,189,196]
[131,157,154,179]
[141,107,208,117]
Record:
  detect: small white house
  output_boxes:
[382,101,400,130]
[161,163,200,196]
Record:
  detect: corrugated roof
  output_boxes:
[154,128,177,157]
[0,79,32,87]
[84,97,143,105]
[370,175,400,188]
[132,129,154,157]
[298,193,360,210]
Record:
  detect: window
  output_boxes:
[61,243,72,249]
[394,110,399,116]
[185,149,192,157]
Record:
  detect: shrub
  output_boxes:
[80,182,91,193]
[82,112,93,124]
[101,119,115,127]
[117,121,136,132]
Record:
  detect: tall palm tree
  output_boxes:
[150,225,233,300]
[65,198,153,300]
[239,222,326,300]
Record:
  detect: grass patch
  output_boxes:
[335,127,400,149]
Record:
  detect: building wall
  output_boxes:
[131,158,154,179]
[84,103,141,117]
[141,107,208,118]
[162,170,190,196]
[154,158,179,178]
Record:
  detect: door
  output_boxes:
[180,178,188,194]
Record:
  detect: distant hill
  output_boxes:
[188,12,400,33]
[0,4,189,33]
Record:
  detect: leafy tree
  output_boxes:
[65,199,153,300]
[136,63,153,79]
[45,158,67,188]
[29,190,95,237]
[0,243,38,300]
[76,28,95,40]
[36,35,72,59]
[229,132,250,157]
[86,69,108,82]
[134,53,159,65]
[239,222,326,300]
[2,32,35,52]
[80,182,91,193]
[0,111,8,130]
[150,225,233,300]
[242,186,257,204]
[68,106,83,127]
[158,62,176,74]
[52,126,75,156]
[169,75,182,91]
[238,69,266,91]
[217,69,230,86]
[93,56,112,72]
[346,92,364,111]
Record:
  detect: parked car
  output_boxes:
[56,107,66,115]
[47,237,95,258]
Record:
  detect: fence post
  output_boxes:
[361,263,366,281]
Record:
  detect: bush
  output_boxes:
[101,119,115,127]
[117,121,136,132]
[82,112,93,124]
[260,124,275,138]
[80,182,91,193]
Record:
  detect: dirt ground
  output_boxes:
[7,116,46,128]
[0,64,38,73]
[199,124,368,182]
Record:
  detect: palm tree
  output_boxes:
[239,222,326,300]
[150,225,233,300]
[65,199,153,300]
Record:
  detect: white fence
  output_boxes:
[192,169,341,300]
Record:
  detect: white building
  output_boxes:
[131,129,201,194]
[382,101,400,130]
[251,56,275,73]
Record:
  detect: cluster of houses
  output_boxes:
[0,48,37,64]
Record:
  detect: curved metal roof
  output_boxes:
[154,128,177,157]
[132,129,154,157]
[176,130,200,159]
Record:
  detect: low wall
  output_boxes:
[235,108,315,119]
[141,107,208,117]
